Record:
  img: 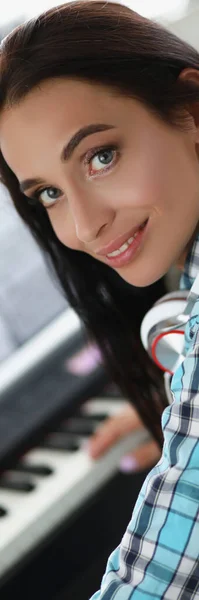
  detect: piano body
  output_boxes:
[0,307,150,599]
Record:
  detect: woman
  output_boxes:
[0,1,199,597]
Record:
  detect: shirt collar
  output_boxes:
[180,230,199,290]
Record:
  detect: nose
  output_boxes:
[69,189,114,244]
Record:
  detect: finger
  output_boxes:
[87,407,143,459]
[119,440,161,473]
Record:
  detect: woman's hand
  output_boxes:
[87,404,161,473]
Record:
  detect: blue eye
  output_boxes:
[30,143,119,208]
[31,186,62,208]
[84,145,118,176]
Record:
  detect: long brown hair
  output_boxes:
[1,1,199,447]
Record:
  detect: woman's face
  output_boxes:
[1,73,199,287]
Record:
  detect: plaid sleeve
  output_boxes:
[89,312,199,600]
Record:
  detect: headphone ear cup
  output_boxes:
[153,290,188,307]
[140,292,188,374]
[140,295,187,351]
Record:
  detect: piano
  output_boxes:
[0,306,150,599]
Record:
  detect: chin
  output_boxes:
[116,263,168,288]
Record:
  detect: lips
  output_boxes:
[95,220,148,256]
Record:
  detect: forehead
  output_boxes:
[0,78,153,178]
[1,78,115,128]
[0,77,125,173]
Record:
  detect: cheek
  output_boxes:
[122,138,198,216]
[47,210,81,250]
[120,151,167,210]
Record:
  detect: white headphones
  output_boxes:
[140,272,199,403]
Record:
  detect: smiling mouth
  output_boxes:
[106,220,147,257]
[95,219,148,257]
[102,218,149,268]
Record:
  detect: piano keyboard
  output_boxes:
[0,393,150,581]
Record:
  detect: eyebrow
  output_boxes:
[19,123,116,193]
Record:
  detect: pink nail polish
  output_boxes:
[119,455,139,473]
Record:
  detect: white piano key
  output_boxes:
[0,397,151,578]
[81,397,130,416]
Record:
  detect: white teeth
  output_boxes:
[107,232,138,257]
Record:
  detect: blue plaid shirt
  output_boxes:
[90,231,199,600]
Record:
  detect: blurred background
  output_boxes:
[0,1,197,599]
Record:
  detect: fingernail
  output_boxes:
[82,440,97,459]
[119,455,139,473]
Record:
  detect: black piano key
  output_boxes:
[0,506,7,517]
[0,475,35,493]
[14,463,53,477]
[57,417,99,436]
[39,433,80,452]
[77,412,108,422]
[101,383,122,397]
